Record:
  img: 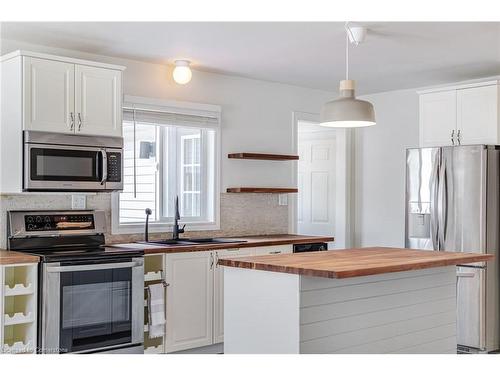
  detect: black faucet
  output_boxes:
[172,196,185,240]
[144,208,152,242]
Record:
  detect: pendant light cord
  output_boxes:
[345,30,349,80]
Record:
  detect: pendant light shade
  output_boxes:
[320,23,376,128]
[320,79,376,128]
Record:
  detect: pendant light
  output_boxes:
[320,23,376,128]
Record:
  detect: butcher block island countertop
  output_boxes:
[109,234,334,254]
[218,247,493,279]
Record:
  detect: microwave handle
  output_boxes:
[100,150,108,185]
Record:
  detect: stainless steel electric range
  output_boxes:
[7,210,144,354]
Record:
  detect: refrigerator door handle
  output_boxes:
[437,155,448,251]
[429,151,441,251]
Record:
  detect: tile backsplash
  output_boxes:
[0,193,289,248]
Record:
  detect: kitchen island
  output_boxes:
[218,247,493,354]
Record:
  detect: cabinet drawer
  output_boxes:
[251,245,293,256]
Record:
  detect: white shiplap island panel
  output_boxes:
[300,267,457,353]
[224,266,457,354]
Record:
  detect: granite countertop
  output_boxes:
[217,247,494,279]
[107,234,335,254]
[0,250,39,265]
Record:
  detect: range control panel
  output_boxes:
[106,152,122,182]
[24,214,95,232]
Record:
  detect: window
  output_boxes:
[112,97,220,233]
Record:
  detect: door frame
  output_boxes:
[291,111,354,248]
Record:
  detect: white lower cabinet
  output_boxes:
[213,248,254,344]
[164,251,214,353]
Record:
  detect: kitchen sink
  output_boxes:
[137,238,247,246]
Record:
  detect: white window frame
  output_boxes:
[111,96,221,235]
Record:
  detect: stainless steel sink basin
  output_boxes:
[138,239,195,246]
[137,238,247,246]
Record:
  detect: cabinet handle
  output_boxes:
[269,251,282,254]
[78,113,82,131]
[215,253,219,268]
[451,130,455,146]
[457,130,461,145]
[70,112,74,131]
[210,253,214,270]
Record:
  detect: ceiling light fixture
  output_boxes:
[173,60,192,85]
[320,23,376,128]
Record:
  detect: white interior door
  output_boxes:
[23,57,75,133]
[297,123,336,240]
[164,251,213,352]
[75,65,121,137]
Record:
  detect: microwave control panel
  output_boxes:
[107,152,122,182]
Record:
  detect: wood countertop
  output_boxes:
[0,250,39,265]
[108,234,334,255]
[217,247,494,279]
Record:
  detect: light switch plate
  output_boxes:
[278,194,288,206]
[72,195,87,210]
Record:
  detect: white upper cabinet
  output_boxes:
[23,57,75,133]
[457,85,499,145]
[419,90,457,147]
[2,51,124,138]
[75,65,122,137]
[419,81,499,147]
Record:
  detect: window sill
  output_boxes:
[111,221,221,235]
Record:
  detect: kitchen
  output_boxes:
[0,3,500,373]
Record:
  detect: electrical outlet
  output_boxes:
[278,194,288,206]
[72,195,87,210]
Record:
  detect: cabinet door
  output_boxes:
[75,65,122,137]
[164,251,213,352]
[457,85,499,145]
[253,245,293,256]
[419,91,457,147]
[213,248,255,344]
[23,57,75,133]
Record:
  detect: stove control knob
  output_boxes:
[27,216,34,223]
[44,216,51,223]
[36,216,42,223]
[27,224,35,230]
[44,223,52,229]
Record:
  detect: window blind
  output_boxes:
[123,107,220,128]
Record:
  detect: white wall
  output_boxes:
[0,39,422,247]
[0,39,334,191]
[354,89,419,247]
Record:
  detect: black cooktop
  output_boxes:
[21,246,144,263]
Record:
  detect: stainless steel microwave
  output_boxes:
[23,130,123,192]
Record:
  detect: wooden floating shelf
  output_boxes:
[226,187,298,193]
[228,153,299,161]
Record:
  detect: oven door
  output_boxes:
[24,143,106,191]
[41,257,144,354]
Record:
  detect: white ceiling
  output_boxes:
[1,22,499,94]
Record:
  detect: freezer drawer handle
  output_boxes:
[457,272,475,278]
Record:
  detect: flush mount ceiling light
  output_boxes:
[173,60,192,85]
[320,23,376,128]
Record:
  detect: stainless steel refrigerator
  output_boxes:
[405,145,499,353]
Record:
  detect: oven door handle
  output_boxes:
[46,261,142,273]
